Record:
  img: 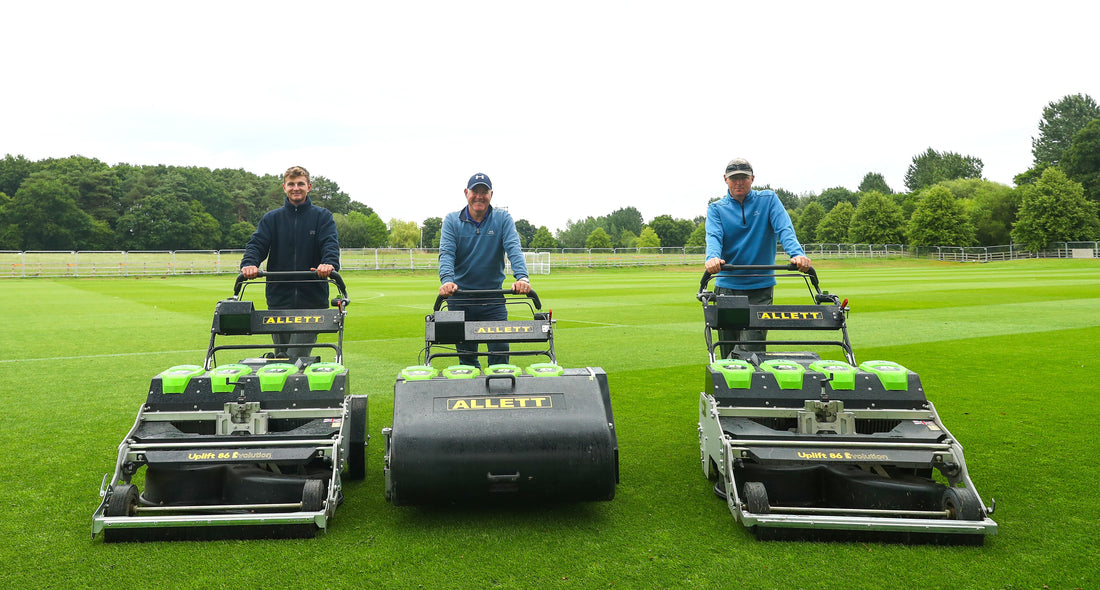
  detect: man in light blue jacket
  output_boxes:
[704,158,812,357]
[439,172,531,368]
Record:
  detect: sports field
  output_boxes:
[1,259,1097,589]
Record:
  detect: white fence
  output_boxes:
[1,242,1096,278]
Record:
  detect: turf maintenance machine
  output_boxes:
[92,271,367,541]
[383,289,618,505]
[697,264,997,543]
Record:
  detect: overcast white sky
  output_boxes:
[5,1,1099,232]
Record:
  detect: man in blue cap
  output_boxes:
[705,158,811,358]
[438,172,531,368]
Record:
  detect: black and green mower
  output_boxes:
[697,264,997,543]
[91,271,367,542]
[383,289,618,506]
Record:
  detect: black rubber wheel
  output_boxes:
[347,395,368,481]
[301,479,326,512]
[942,487,983,521]
[743,481,771,514]
[347,445,366,481]
[713,474,728,500]
[105,484,139,517]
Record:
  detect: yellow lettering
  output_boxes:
[448,396,553,410]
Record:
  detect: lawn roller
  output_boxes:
[697,264,997,543]
[91,271,367,541]
[383,288,618,505]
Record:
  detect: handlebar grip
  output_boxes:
[434,288,541,311]
[698,263,817,293]
[234,270,348,300]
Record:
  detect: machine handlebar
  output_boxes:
[234,270,349,301]
[699,263,819,294]
[434,288,541,311]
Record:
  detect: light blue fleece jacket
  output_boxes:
[704,189,805,290]
[439,205,528,290]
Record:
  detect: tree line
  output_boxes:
[2,94,1098,254]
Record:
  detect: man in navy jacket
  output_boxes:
[241,165,340,359]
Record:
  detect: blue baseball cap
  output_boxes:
[467,173,492,190]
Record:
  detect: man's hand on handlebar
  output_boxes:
[241,265,260,279]
[439,281,458,298]
[511,278,531,294]
[790,255,812,272]
[704,257,725,275]
[312,264,335,278]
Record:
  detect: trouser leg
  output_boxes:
[272,332,317,361]
[716,286,773,358]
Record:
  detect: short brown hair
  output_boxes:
[283,166,310,184]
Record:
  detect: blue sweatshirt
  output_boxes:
[241,197,340,309]
[704,189,804,290]
[439,205,528,290]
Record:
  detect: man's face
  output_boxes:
[465,185,493,218]
[283,175,311,206]
[725,174,754,199]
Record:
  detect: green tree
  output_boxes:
[815,201,854,243]
[189,201,222,249]
[364,213,389,248]
[1032,93,1100,167]
[1011,167,1100,251]
[387,218,420,248]
[0,154,37,197]
[815,187,858,212]
[647,214,693,247]
[850,191,906,244]
[933,178,1019,246]
[685,222,706,249]
[3,174,100,250]
[513,219,536,248]
[906,186,975,247]
[227,221,256,249]
[601,207,644,243]
[795,202,826,243]
[636,226,661,248]
[858,172,893,195]
[585,227,612,249]
[1061,118,1100,202]
[309,176,353,214]
[115,193,192,250]
[557,217,601,249]
[40,156,123,229]
[421,216,443,248]
[617,230,638,248]
[904,148,983,192]
[334,212,369,248]
[529,226,559,249]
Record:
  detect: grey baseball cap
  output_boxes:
[724,158,754,178]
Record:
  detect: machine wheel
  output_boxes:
[743,482,771,514]
[942,487,983,521]
[712,474,728,500]
[301,479,326,512]
[347,395,368,481]
[348,445,366,481]
[105,484,139,517]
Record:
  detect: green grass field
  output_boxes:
[1,260,1098,589]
